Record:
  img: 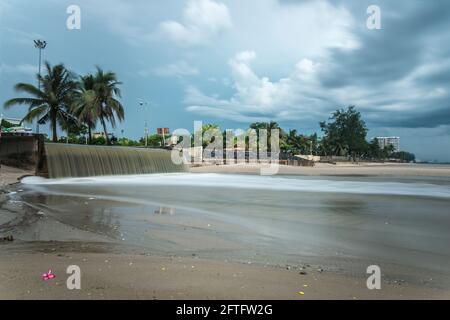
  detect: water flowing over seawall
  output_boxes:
[44,143,186,178]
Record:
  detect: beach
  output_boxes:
[1,242,446,300]
[0,165,34,187]
[1,163,450,300]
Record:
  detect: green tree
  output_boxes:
[249,121,284,151]
[285,130,319,155]
[142,134,165,147]
[60,118,88,142]
[0,119,14,129]
[367,138,382,159]
[286,129,302,153]
[90,136,106,145]
[381,144,395,159]
[320,106,368,161]
[391,151,415,162]
[117,137,141,147]
[72,75,98,143]
[192,124,220,148]
[4,62,78,142]
[92,67,124,145]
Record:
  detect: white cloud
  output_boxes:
[79,0,231,47]
[1,63,38,76]
[227,0,359,63]
[185,51,328,122]
[235,50,256,63]
[185,48,450,124]
[74,0,159,46]
[3,27,45,46]
[145,60,199,77]
[0,0,13,16]
[158,0,232,47]
[74,0,354,59]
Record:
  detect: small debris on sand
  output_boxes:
[0,235,14,242]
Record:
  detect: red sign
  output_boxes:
[157,128,169,135]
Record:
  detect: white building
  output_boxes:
[375,136,400,152]
[0,115,32,135]
[0,115,22,127]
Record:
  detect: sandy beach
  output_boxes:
[1,164,450,300]
[0,165,34,188]
[1,242,447,300]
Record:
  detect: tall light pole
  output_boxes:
[144,121,149,147]
[139,100,150,147]
[34,39,47,134]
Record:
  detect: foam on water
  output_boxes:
[22,173,450,199]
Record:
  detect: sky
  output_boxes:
[1,0,450,162]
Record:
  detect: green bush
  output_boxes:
[90,136,106,145]
[1,119,15,128]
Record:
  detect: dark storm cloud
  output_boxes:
[367,101,450,129]
[317,0,450,128]
[276,0,450,129]
[323,2,450,87]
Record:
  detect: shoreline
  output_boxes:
[190,162,450,177]
[0,165,34,189]
[1,164,450,299]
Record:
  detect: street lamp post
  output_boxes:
[139,101,150,147]
[144,121,149,147]
[34,39,47,134]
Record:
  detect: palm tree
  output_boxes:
[71,75,98,144]
[92,67,124,145]
[249,121,283,151]
[4,62,78,142]
[287,129,302,153]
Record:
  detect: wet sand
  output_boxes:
[1,242,448,300]
[0,165,33,187]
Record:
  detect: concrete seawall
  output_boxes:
[0,134,45,174]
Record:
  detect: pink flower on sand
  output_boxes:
[42,269,56,281]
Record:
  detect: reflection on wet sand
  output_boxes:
[154,207,176,215]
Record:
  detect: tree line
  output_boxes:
[2,62,414,161]
[4,62,124,145]
[191,107,414,162]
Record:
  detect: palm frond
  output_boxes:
[13,83,45,98]
[4,97,45,109]
[22,104,49,123]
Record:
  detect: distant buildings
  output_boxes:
[168,135,178,146]
[0,115,33,136]
[93,132,113,139]
[0,116,22,127]
[375,136,400,152]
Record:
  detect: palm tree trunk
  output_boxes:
[51,110,58,142]
[100,116,110,145]
[88,126,92,144]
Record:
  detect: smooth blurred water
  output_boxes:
[20,173,450,285]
